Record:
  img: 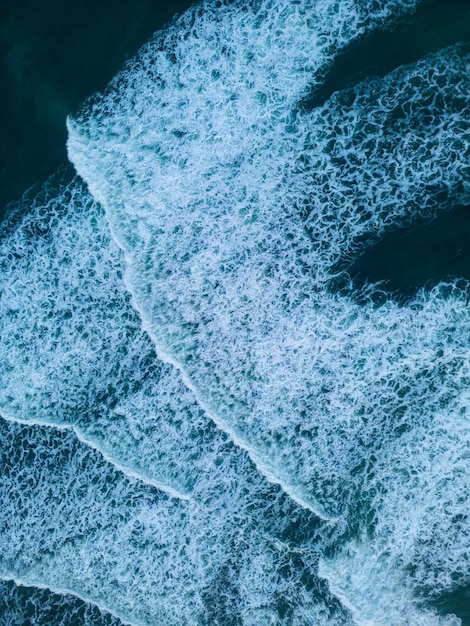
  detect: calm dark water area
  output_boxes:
[347,203,470,303]
[0,0,196,217]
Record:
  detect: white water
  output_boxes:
[0,177,344,624]
[1,0,470,624]
[0,415,346,624]
[0,578,127,626]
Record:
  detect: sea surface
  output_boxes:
[1,1,470,624]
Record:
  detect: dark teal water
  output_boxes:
[0,0,196,217]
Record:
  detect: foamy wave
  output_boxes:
[0,419,201,625]
[319,542,461,626]
[0,416,348,624]
[0,578,128,626]
[0,172,224,499]
[2,0,470,622]
[0,169,356,621]
[67,0,470,621]
[68,0,422,522]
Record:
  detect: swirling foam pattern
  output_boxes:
[68,0,424,517]
[0,579,124,626]
[0,172,225,499]
[0,415,350,625]
[0,177,348,624]
[1,0,470,623]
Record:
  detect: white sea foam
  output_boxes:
[0,419,201,625]
[0,577,128,626]
[0,173,351,622]
[0,417,349,624]
[0,410,190,500]
[0,173,224,499]
[319,542,461,626]
[67,0,470,621]
[2,0,470,623]
[68,0,423,522]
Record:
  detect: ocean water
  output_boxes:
[1,1,470,624]
[0,0,196,215]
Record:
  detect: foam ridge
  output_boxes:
[2,0,470,623]
[67,0,470,621]
[0,577,128,626]
[0,416,350,624]
[0,171,351,622]
[68,0,422,522]
[0,171,225,499]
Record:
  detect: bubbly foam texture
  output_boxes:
[0,0,468,622]
[0,172,359,622]
[0,417,350,624]
[319,542,461,626]
[68,0,422,520]
[304,45,470,271]
[0,579,125,626]
[67,0,470,620]
[0,419,201,625]
[0,173,227,498]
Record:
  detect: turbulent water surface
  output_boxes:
[1,1,470,624]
